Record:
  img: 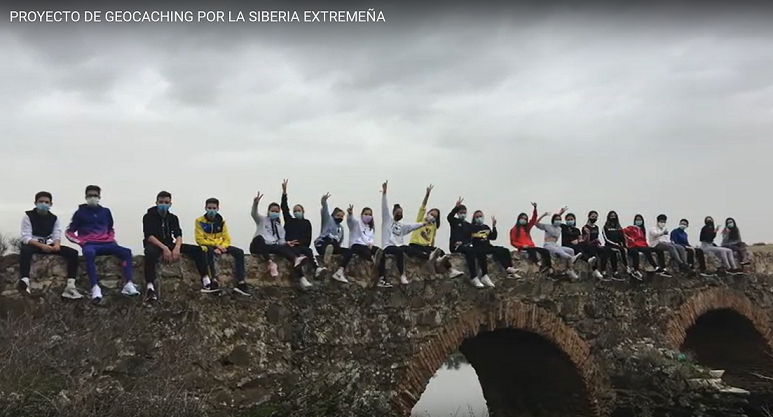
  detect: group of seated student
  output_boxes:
[16,184,753,301]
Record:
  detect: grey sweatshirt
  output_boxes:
[251,201,286,245]
[314,199,345,246]
[535,222,562,243]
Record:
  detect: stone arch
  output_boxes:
[392,300,606,417]
[665,288,773,390]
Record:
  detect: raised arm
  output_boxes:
[346,204,356,229]
[251,192,264,224]
[421,184,433,207]
[381,180,391,224]
[489,217,498,240]
[534,211,550,230]
[528,202,538,228]
[280,180,292,223]
[320,193,333,229]
[447,196,464,225]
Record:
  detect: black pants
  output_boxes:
[520,246,552,269]
[604,244,628,272]
[315,237,350,257]
[627,247,664,270]
[250,236,304,278]
[340,243,379,268]
[685,247,707,270]
[144,243,209,283]
[378,245,406,276]
[566,243,606,270]
[290,245,318,268]
[203,245,245,282]
[19,243,79,278]
[404,243,444,259]
[472,245,512,274]
[450,244,478,279]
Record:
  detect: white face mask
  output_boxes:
[658,222,666,228]
[425,215,435,223]
[86,196,100,206]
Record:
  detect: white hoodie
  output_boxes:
[381,194,424,248]
[648,225,670,247]
[347,210,376,247]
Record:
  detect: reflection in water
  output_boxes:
[411,360,488,417]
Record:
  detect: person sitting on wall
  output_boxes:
[510,202,553,276]
[280,180,326,279]
[670,218,712,277]
[331,204,382,285]
[721,217,751,266]
[623,214,669,280]
[313,192,349,264]
[647,214,690,273]
[142,191,230,301]
[65,185,138,304]
[448,198,482,287]
[194,197,249,295]
[18,191,83,299]
[699,216,742,275]
[468,210,520,288]
[379,180,430,286]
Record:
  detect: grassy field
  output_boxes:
[749,243,773,253]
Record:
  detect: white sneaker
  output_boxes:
[294,255,306,267]
[567,270,579,280]
[18,277,31,295]
[332,268,349,283]
[299,277,312,289]
[400,275,409,285]
[480,275,495,288]
[121,282,140,296]
[61,279,84,300]
[315,266,327,277]
[592,270,603,279]
[588,257,597,267]
[571,253,583,264]
[377,277,393,288]
[91,285,103,301]
[448,268,464,278]
[323,244,334,265]
[428,248,442,264]
[269,261,279,277]
[470,277,485,288]
[506,267,522,278]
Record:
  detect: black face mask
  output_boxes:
[589,218,597,224]
[394,214,403,221]
[334,218,344,224]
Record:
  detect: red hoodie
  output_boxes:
[510,208,538,249]
[623,226,647,248]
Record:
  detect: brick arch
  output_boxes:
[665,288,773,351]
[391,300,607,417]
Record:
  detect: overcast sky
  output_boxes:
[1,2,771,252]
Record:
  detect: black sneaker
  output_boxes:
[632,270,644,281]
[377,278,393,288]
[146,288,158,302]
[201,281,221,293]
[610,273,625,282]
[234,283,251,297]
[729,268,744,275]
[656,268,673,277]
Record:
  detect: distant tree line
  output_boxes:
[0,232,21,255]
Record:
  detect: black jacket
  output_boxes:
[447,205,471,250]
[469,223,497,247]
[281,193,312,247]
[560,224,581,246]
[142,207,182,247]
[700,225,716,245]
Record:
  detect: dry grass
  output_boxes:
[749,243,773,254]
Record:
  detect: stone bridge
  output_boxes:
[1,250,773,417]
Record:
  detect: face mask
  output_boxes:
[425,215,435,223]
[269,212,281,220]
[458,213,466,221]
[334,217,344,224]
[293,211,304,219]
[473,217,484,225]
[610,217,617,221]
[157,203,170,212]
[552,220,561,226]
[518,219,527,225]
[86,196,100,206]
[705,219,714,225]
[36,203,51,212]
[206,209,218,217]
[566,220,576,227]
[679,224,687,230]
[589,218,598,224]
[634,220,643,226]
[394,214,403,221]
[727,222,735,228]
[361,215,373,223]
[658,222,666,228]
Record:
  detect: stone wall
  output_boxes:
[1,250,772,417]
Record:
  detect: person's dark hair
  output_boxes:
[205,197,219,206]
[332,207,344,216]
[361,207,375,230]
[428,208,441,229]
[680,218,689,225]
[393,203,402,214]
[725,217,740,240]
[588,210,598,217]
[457,204,467,212]
[157,191,172,200]
[656,214,667,222]
[473,210,483,218]
[634,214,645,230]
[551,213,562,223]
[34,191,52,202]
[514,212,530,238]
[268,202,280,210]
[704,216,714,225]
[565,213,576,221]
[85,185,101,195]
[605,211,620,228]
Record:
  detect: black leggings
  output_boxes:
[19,244,79,279]
[472,245,512,274]
[314,238,350,257]
[450,244,478,279]
[686,247,707,270]
[378,245,406,276]
[566,243,604,270]
[250,236,304,278]
[404,243,444,259]
[340,243,379,268]
[290,245,318,268]
[604,244,628,272]
[520,246,552,269]
[627,247,664,270]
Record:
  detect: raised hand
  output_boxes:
[492,216,497,227]
[381,180,388,194]
[347,204,354,214]
[282,179,288,193]
[321,192,331,204]
[542,212,551,217]
[455,197,464,207]
[426,184,434,195]
[558,206,568,215]
[254,192,264,203]
[531,202,538,208]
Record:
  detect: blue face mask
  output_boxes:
[206,209,218,217]
[269,212,281,220]
[566,220,575,227]
[473,217,484,225]
[36,203,51,212]
[679,224,687,230]
[157,203,170,212]
[727,222,735,228]
[458,213,466,221]
[634,220,643,226]
[552,220,561,226]
[293,211,304,219]
[518,219,527,225]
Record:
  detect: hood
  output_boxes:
[201,213,224,222]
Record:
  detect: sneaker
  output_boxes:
[373,248,384,267]
[294,255,306,268]
[428,248,442,264]
[656,268,673,277]
[567,270,579,280]
[571,253,583,264]
[268,261,279,277]
[698,270,714,277]
[588,256,597,267]
[298,277,312,289]
[61,278,83,299]
[729,268,744,275]
[741,260,751,266]
[399,275,409,285]
[610,273,625,282]
[506,267,521,278]
[121,282,140,296]
[17,277,31,295]
[592,270,603,280]
[470,277,484,288]
[234,282,252,296]
[201,281,221,293]
[377,277,393,288]
[332,268,349,283]
[323,244,334,265]
[448,268,464,278]
[91,285,103,304]
[314,266,327,278]
[145,287,158,302]
[632,270,644,281]
[480,275,495,288]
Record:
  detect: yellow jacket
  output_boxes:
[194,214,231,249]
[410,205,437,247]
